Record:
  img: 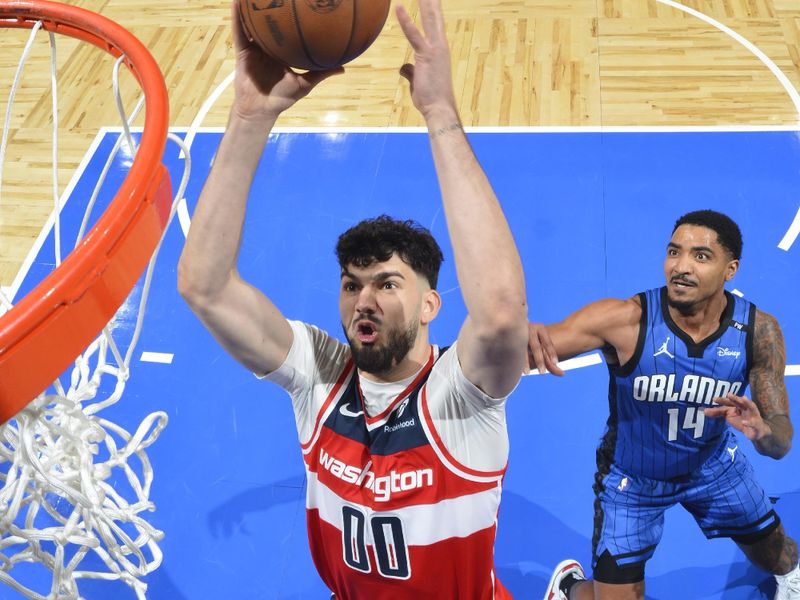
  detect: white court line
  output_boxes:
[176,71,235,236]
[778,209,800,251]
[140,352,174,365]
[108,124,800,134]
[655,0,800,252]
[525,352,603,376]
[524,352,800,377]
[181,71,234,157]
[655,0,800,114]
[6,129,108,302]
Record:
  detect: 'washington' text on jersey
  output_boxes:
[318,448,434,502]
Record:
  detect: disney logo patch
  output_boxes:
[717,347,741,359]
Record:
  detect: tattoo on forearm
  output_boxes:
[429,123,462,138]
[751,310,793,458]
[757,415,793,457]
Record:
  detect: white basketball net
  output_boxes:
[0,18,189,600]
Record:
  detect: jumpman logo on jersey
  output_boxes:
[653,337,675,359]
[727,445,738,462]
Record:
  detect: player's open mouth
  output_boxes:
[356,320,379,344]
[671,278,696,288]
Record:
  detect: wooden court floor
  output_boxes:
[1,0,799,286]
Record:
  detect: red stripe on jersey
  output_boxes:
[420,384,507,479]
[362,346,435,426]
[306,427,498,509]
[307,509,512,599]
[300,359,355,451]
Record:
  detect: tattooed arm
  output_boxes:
[749,310,793,458]
[706,309,793,458]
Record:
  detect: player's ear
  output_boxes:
[421,288,441,324]
[724,258,740,281]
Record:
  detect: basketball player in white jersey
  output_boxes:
[178,0,528,597]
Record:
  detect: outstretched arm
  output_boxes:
[705,310,793,459]
[396,0,527,398]
[177,1,341,375]
[528,298,643,375]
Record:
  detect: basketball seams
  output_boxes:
[333,0,358,70]
[242,0,387,70]
[239,3,272,60]
[292,0,324,70]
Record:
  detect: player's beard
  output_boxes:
[666,293,696,314]
[666,277,702,314]
[345,319,419,376]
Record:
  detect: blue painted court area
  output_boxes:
[9,129,800,599]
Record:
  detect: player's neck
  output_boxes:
[358,337,432,384]
[667,289,729,342]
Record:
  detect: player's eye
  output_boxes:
[382,281,397,290]
[343,281,358,292]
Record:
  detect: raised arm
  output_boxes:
[177,1,341,375]
[706,309,793,459]
[528,297,643,375]
[396,0,527,398]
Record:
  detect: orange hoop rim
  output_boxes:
[0,0,172,422]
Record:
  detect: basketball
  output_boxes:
[238,0,391,71]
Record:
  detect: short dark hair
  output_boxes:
[673,210,743,260]
[335,215,444,289]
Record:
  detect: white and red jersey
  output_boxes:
[264,321,513,599]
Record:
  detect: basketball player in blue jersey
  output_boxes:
[178,0,528,597]
[530,210,799,600]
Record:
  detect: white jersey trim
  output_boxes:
[301,365,355,454]
[418,389,507,484]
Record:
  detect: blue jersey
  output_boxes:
[606,287,756,480]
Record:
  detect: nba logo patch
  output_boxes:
[618,477,629,492]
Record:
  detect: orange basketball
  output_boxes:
[239,0,391,71]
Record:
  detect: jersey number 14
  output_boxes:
[667,406,706,441]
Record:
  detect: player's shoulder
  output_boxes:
[288,320,351,364]
[748,308,787,373]
[752,308,784,342]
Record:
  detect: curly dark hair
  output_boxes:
[335,215,444,289]
[673,210,743,260]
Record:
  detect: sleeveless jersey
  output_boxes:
[302,346,511,599]
[606,287,755,480]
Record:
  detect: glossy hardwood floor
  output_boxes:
[1,0,799,286]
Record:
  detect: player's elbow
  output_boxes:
[771,417,793,459]
[769,441,791,460]
[472,301,530,359]
[177,260,201,304]
[776,429,793,459]
[177,258,221,310]
[777,447,791,460]
[478,298,529,341]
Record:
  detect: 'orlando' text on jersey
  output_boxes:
[606,287,754,480]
